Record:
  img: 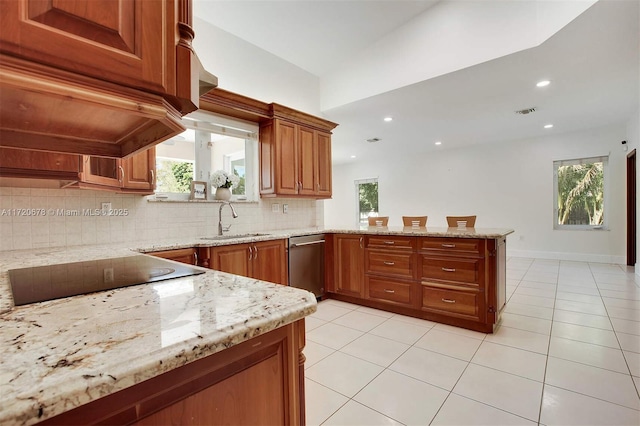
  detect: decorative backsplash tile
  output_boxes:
[0,187,320,251]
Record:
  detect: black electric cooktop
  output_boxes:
[8,255,206,306]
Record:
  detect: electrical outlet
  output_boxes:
[283,204,288,214]
[101,202,111,214]
[103,268,114,284]
[271,203,281,213]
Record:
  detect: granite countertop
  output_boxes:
[134,226,514,253]
[0,226,513,424]
[0,246,317,425]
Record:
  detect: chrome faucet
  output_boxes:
[218,202,238,235]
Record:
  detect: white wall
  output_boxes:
[193,18,321,116]
[325,122,629,263]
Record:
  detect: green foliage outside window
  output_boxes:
[156,159,194,193]
[557,162,604,225]
[358,182,379,224]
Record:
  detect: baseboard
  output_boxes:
[507,249,626,264]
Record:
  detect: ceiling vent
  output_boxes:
[515,107,537,115]
[366,137,381,143]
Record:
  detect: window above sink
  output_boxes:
[154,111,259,202]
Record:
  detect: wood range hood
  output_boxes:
[0,0,217,159]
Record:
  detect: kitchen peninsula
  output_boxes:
[0,226,511,424]
[0,245,316,425]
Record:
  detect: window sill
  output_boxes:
[147,196,257,204]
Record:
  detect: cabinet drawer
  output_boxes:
[422,286,478,317]
[419,238,482,255]
[368,277,412,305]
[420,256,481,286]
[366,236,415,251]
[367,251,414,278]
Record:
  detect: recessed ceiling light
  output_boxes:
[350,155,356,158]
[435,141,442,146]
[544,124,554,129]
[536,80,551,87]
[384,117,393,122]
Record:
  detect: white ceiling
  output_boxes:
[194,0,639,164]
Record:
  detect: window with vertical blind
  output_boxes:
[553,155,609,230]
[355,178,379,227]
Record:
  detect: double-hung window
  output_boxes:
[553,155,609,230]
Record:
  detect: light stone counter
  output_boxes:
[0,226,513,424]
[0,245,316,425]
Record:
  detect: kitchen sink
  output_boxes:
[200,233,270,240]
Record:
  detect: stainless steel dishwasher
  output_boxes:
[288,234,325,298]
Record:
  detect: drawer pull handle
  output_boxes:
[441,298,456,303]
[442,244,456,248]
[383,261,395,265]
[441,267,456,272]
[384,289,395,293]
[384,241,395,245]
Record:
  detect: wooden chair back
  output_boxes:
[368,216,389,226]
[402,216,428,227]
[446,215,477,227]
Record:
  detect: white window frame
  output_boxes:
[153,111,259,202]
[553,155,609,230]
[355,177,379,227]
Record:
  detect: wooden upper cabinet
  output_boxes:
[297,126,317,196]
[0,0,174,96]
[275,120,299,195]
[316,131,332,197]
[0,0,203,158]
[259,105,337,199]
[0,147,80,180]
[122,146,156,191]
[78,147,156,194]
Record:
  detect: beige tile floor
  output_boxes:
[304,258,640,425]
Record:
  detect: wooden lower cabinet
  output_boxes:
[147,248,198,265]
[41,320,306,426]
[203,239,288,285]
[330,234,365,298]
[326,234,507,333]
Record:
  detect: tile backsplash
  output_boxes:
[0,187,321,251]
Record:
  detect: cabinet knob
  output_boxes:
[441,267,456,272]
[383,261,395,266]
[119,165,124,183]
[384,241,395,245]
[441,298,456,303]
[441,244,456,248]
[383,289,395,294]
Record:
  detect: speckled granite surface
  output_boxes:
[0,226,512,425]
[0,246,316,425]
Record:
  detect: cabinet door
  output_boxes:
[0,148,80,179]
[275,120,299,195]
[316,131,332,198]
[123,147,156,191]
[211,244,250,277]
[334,235,365,298]
[81,156,122,188]
[251,240,287,285]
[0,0,175,95]
[297,126,316,196]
